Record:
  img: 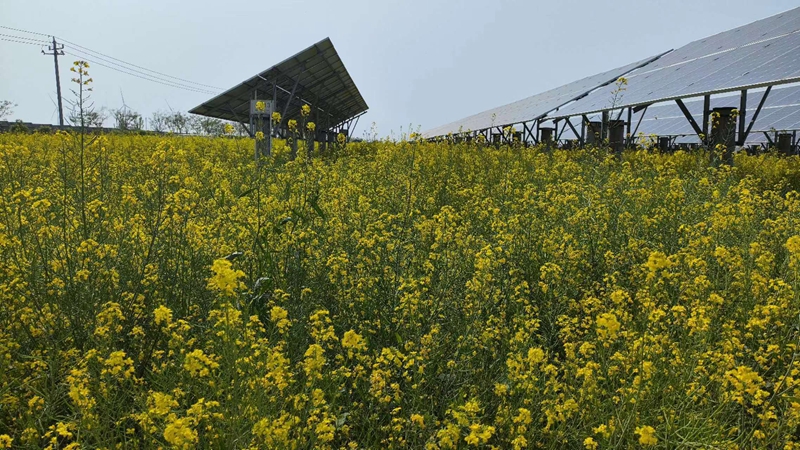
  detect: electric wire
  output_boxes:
[63,49,219,95]
[57,37,223,90]
[64,46,220,94]
[1,23,222,96]
[0,33,49,44]
[0,25,51,37]
[0,37,47,46]
[63,51,219,95]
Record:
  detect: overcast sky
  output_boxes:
[1,0,797,137]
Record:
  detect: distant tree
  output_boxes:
[199,117,225,136]
[165,111,189,134]
[235,122,249,137]
[10,120,28,133]
[188,115,203,135]
[0,100,15,120]
[70,106,107,128]
[150,111,169,133]
[86,107,109,128]
[113,107,143,131]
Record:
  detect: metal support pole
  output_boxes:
[553,119,559,145]
[702,95,710,143]
[742,86,771,144]
[631,106,648,140]
[737,89,747,146]
[580,116,586,146]
[626,107,632,146]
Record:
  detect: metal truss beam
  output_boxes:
[675,98,703,137]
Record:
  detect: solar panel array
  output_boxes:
[190,38,367,130]
[422,55,661,138]
[551,7,800,118]
[424,7,800,140]
[633,85,800,139]
[544,84,800,144]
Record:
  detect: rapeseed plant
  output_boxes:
[2,131,800,448]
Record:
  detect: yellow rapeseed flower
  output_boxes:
[635,425,657,446]
[207,259,245,296]
[164,417,197,449]
[154,305,172,326]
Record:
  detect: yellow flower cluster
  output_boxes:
[207,258,245,296]
[2,132,800,447]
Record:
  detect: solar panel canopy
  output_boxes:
[551,7,800,119]
[630,84,800,143]
[422,54,662,138]
[549,84,800,144]
[190,38,368,130]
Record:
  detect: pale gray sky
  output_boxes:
[1,0,797,137]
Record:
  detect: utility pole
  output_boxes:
[42,37,65,126]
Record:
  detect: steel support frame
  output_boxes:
[675,98,704,137]
[564,117,580,143]
[626,107,632,146]
[630,105,648,143]
[741,86,772,145]
[737,89,747,146]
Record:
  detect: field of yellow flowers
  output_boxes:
[2,132,800,449]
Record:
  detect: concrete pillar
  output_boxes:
[659,137,671,153]
[609,120,625,154]
[586,121,602,145]
[711,107,737,164]
[539,127,554,143]
[778,133,792,155]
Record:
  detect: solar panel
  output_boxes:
[550,7,800,119]
[190,38,367,131]
[582,84,800,143]
[422,54,663,138]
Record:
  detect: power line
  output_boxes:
[0,33,49,43]
[63,51,219,95]
[64,46,220,94]
[1,23,222,97]
[57,37,224,90]
[0,37,48,46]
[63,50,219,95]
[0,25,51,37]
